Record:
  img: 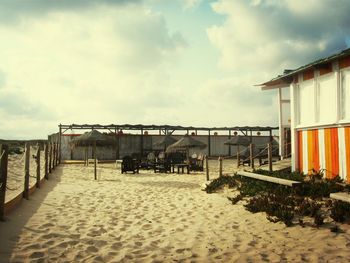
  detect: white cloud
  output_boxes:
[180,0,202,10]
[0,4,188,139]
[207,0,350,74]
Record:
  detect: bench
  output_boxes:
[87,159,98,166]
[330,192,350,203]
[237,171,301,187]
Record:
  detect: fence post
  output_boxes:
[52,143,56,170]
[44,143,48,179]
[218,156,223,177]
[49,143,52,173]
[268,142,273,172]
[56,141,59,166]
[205,155,209,181]
[250,143,255,169]
[36,144,40,188]
[94,141,97,180]
[0,144,9,221]
[23,143,30,199]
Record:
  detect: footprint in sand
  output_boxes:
[29,251,45,259]
[135,241,143,247]
[86,245,98,253]
[39,223,54,229]
[111,242,123,250]
[141,224,152,230]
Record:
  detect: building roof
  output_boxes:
[258,47,350,89]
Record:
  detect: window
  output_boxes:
[340,69,350,120]
[317,72,337,124]
[298,79,315,125]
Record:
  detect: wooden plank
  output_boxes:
[250,143,254,169]
[94,141,97,180]
[237,171,301,187]
[36,145,40,188]
[268,142,272,172]
[44,143,48,179]
[23,143,30,199]
[330,192,350,203]
[218,156,223,177]
[52,143,56,169]
[0,144,9,221]
[205,155,209,181]
[49,143,52,173]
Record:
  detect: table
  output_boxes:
[173,163,190,174]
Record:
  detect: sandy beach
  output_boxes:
[1,160,350,262]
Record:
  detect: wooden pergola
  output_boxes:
[57,124,278,163]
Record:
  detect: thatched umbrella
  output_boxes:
[70,130,115,180]
[153,136,177,151]
[224,136,251,167]
[166,135,206,164]
[224,136,250,146]
[224,136,251,157]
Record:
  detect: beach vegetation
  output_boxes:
[330,201,350,222]
[205,175,237,194]
[205,170,350,228]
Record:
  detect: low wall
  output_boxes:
[58,134,278,160]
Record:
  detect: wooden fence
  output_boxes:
[0,142,60,221]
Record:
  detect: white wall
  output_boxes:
[340,68,350,121]
[317,72,337,124]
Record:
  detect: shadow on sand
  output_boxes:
[0,166,63,261]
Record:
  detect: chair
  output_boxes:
[154,156,171,173]
[190,155,204,171]
[146,152,156,169]
[121,156,139,174]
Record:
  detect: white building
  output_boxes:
[260,48,350,182]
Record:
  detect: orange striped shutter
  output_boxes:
[298,131,303,172]
[307,130,320,174]
[313,130,320,172]
[307,130,313,174]
[345,127,350,183]
[324,128,339,179]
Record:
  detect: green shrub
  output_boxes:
[330,201,350,223]
[205,176,237,194]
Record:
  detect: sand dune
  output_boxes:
[1,160,350,262]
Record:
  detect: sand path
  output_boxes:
[1,163,350,262]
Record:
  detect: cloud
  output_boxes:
[207,0,350,74]
[193,77,278,126]
[180,0,202,10]
[0,3,188,138]
[0,70,5,88]
[0,0,141,24]
[0,87,57,121]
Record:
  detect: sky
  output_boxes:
[1,0,350,139]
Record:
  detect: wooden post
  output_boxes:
[55,141,59,166]
[23,143,30,199]
[84,148,87,166]
[59,124,62,164]
[237,145,240,168]
[140,128,144,158]
[249,143,254,169]
[0,144,9,221]
[36,144,40,188]
[44,143,48,179]
[94,141,97,180]
[228,130,231,156]
[49,143,52,173]
[268,142,273,172]
[52,143,56,169]
[205,155,209,181]
[218,156,223,177]
[208,130,211,157]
